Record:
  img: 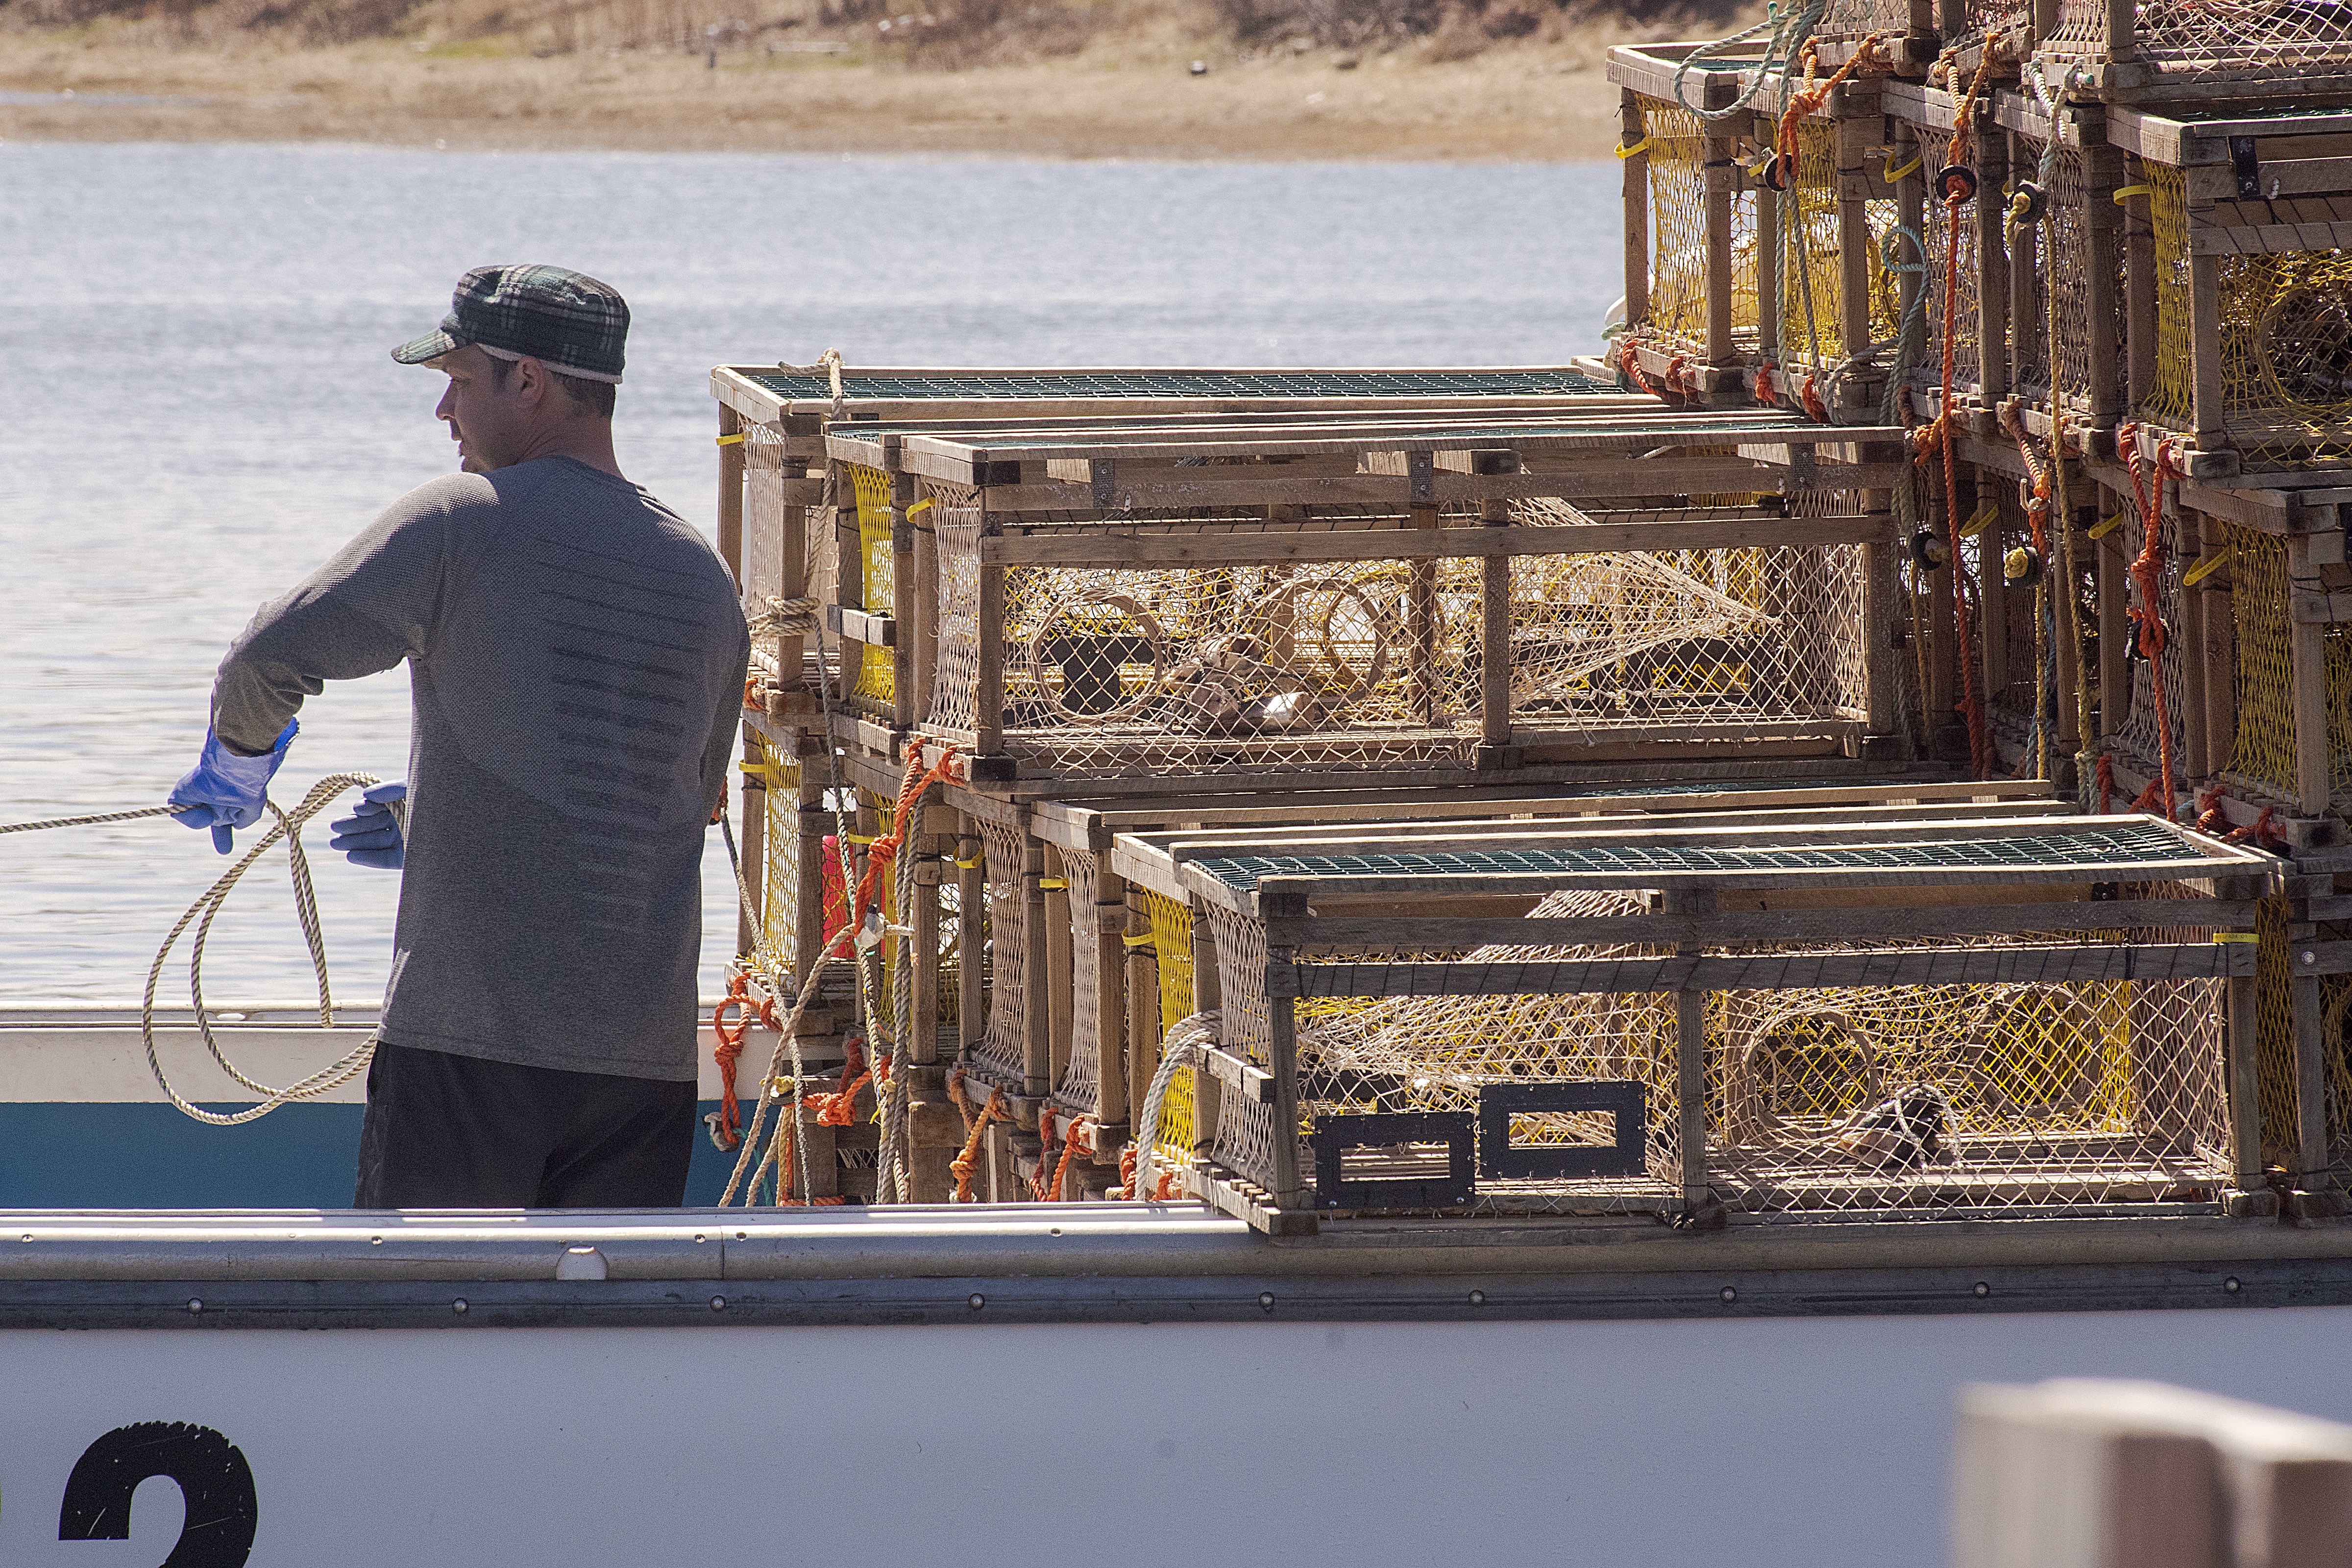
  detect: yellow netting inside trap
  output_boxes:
[2215,521,2352,811]
[1140,889,1196,1165]
[1778,118,1902,374]
[1641,97,1757,352]
[848,464,896,710]
[2151,165,2352,464]
[748,730,802,969]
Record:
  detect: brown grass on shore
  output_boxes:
[0,0,1754,159]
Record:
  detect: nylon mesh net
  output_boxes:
[967,818,1030,1093]
[922,500,1869,778]
[1923,179,1983,408]
[2011,139,2116,416]
[847,464,896,712]
[1203,894,2232,1215]
[1055,847,1103,1115]
[1778,118,1901,375]
[750,731,802,972]
[1640,96,1758,355]
[1141,890,1197,1173]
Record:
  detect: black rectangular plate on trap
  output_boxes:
[1476,1082,1646,1179]
[1311,1112,1476,1210]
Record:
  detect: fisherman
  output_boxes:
[166,265,751,1209]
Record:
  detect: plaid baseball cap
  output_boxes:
[392,264,627,384]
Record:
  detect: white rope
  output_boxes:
[776,349,847,420]
[1129,1010,1219,1201]
[141,774,397,1126]
[1,803,195,834]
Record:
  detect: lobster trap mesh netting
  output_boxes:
[923,503,1869,776]
[847,464,896,713]
[2045,0,2352,84]
[1142,890,1197,1167]
[1922,177,1984,405]
[1505,499,1870,729]
[1207,894,2232,1214]
[925,480,985,737]
[1054,848,1104,1115]
[1777,118,1903,374]
[2150,164,2352,464]
[968,818,1030,1092]
[1641,96,1758,352]
[749,731,802,973]
[2011,140,2115,410]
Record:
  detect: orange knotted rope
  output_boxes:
[1754,363,1780,407]
[1770,34,1891,192]
[1048,1115,1091,1201]
[710,971,780,1152]
[950,1086,1010,1203]
[1618,337,1659,397]
[2095,752,2117,814]
[2119,424,2182,821]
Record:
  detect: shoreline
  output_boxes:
[0,31,1651,160]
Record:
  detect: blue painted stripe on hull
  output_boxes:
[0,1102,761,1209]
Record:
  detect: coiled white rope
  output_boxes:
[139,775,396,1126]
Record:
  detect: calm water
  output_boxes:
[0,142,1618,1004]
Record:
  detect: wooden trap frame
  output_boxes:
[816,406,1913,792]
[1113,809,2277,1233]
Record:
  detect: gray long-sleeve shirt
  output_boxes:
[212,456,750,1082]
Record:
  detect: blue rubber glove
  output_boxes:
[328,781,407,870]
[168,719,297,855]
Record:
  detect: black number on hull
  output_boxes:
[59,1422,257,1568]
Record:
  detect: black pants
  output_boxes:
[354,1040,696,1208]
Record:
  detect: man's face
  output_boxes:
[432,344,532,473]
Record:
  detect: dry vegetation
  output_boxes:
[0,0,1752,157]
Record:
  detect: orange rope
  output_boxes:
[2118,423,2182,821]
[807,1037,871,1128]
[1618,337,1659,397]
[1754,363,1780,407]
[2096,752,2117,814]
[1118,1141,1138,1199]
[710,971,779,1152]
[1932,38,2001,781]
[1048,1115,1091,1201]
[1800,371,1829,423]
[2228,804,2282,848]
[1771,34,1891,188]
[950,1086,1009,1203]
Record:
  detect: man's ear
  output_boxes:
[509,356,550,409]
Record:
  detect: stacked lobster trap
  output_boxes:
[707,0,2352,1202]
[1108,809,2277,1231]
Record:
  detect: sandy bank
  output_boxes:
[0,31,1645,159]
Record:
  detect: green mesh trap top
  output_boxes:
[750,369,1614,402]
[1190,821,2210,891]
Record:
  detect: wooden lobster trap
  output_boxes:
[710,363,1628,734]
[1115,809,2277,1233]
[1007,778,2032,1205]
[820,407,1911,792]
[2033,0,2352,105]
[1608,43,1769,399]
[2109,103,2352,480]
[1879,81,2117,432]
